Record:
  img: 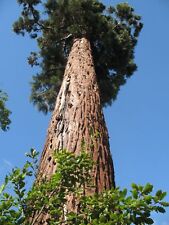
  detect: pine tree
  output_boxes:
[14,0,142,222]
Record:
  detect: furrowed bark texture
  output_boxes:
[33,38,115,223]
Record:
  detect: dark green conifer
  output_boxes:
[13,0,143,113]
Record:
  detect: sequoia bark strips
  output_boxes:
[35,37,115,222]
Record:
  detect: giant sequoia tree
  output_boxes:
[14,0,142,222]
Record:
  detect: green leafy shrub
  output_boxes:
[0,149,168,224]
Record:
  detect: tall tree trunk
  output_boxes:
[34,37,115,223]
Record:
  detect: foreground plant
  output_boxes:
[0,149,168,225]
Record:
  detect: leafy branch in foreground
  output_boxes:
[0,90,11,131]
[0,149,168,224]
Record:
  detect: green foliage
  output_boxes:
[0,90,11,131]
[0,149,37,225]
[13,0,143,113]
[0,149,168,224]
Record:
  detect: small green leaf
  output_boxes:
[0,184,6,194]
[144,218,154,224]
[131,183,138,190]
[156,206,166,213]
[156,190,167,200]
[160,202,169,207]
[142,183,153,194]
[132,189,138,199]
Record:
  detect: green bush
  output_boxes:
[0,149,168,225]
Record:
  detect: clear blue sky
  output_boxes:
[0,0,169,224]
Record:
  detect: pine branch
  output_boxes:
[28,4,52,31]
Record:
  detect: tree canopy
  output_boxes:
[13,0,143,113]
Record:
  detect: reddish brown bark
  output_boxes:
[33,37,115,223]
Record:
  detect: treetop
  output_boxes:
[13,0,143,113]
